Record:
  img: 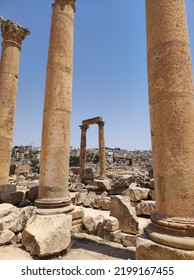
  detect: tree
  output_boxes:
[93,154,99,164]
[69,155,80,167]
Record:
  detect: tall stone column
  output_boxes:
[79,125,88,177]
[35,0,76,213]
[136,0,194,259]
[98,121,106,178]
[0,18,29,188]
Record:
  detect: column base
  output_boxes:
[36,204,74,215]
[34,197,74,215]
[148,211,194,250]
[146,222,194,250]
[136,231,194,260]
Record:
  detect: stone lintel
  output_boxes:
[82,116,103,126]
[0,17,30,46]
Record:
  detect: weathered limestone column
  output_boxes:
[35,0,76,212]
[79,125,88,177]
[136,0,194,259]
[0,18,29,189]
[98,121,106,178]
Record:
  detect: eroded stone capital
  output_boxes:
[54,0,76,13]
[98,121,105,128]
[80,124,89,132]
[0,18,30,46]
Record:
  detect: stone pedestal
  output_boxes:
[136,0,194,259]
[35,0,76,212]
[0,18,29,188]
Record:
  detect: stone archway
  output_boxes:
[79,116,106,178]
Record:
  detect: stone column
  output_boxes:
[98,121,106,178]
[79,125,88,177]
[0,18,29,189]
[136,0,194,259]
[35,0,76,213]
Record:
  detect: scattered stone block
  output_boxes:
[121,233,136,247]
[101,197,111,210]
[75,189,88,205]
[69,206,84,221]
[68,182,84,192]
[0,204,36,233]
[0,203,16,218]
[110,195,139,234]
[112,175,133,189]
[26,180,39,188]
[83,215,103,234]
[0,229,15,245]
[102,229,122,244]
[0,184,16,193]
[136,200,156,216]
[26,186,38,202]
[109,187,127,195]
[71,224,83,234]
[91,196,102,209]
[129,182,137,188]
[22,214,72,257]
[83,192,96,207]
[0,191,24,206]
[123,186,150,202]
[82,168,96,181]
[103,217,119,232]
[94,179,111,191]
[69,167,80,175]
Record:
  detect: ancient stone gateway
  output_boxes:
[0,17,30,194]
[136,0,194,259]
[79,117,106,178]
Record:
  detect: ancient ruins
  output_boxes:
[80,117,106,179]
[0,0,194,260]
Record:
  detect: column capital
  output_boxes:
[98,120,105,128]
[54,0,76,13]
[0,17,30,46]
[80,124,89,131]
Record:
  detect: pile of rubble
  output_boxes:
[0,167,155,257]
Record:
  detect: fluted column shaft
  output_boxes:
[79,125,88,177]
[98,121,106,178]
[0,18,29,186]
[145,0,194,251]
[35,0,76,211]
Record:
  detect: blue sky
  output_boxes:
[0,0,194,150]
